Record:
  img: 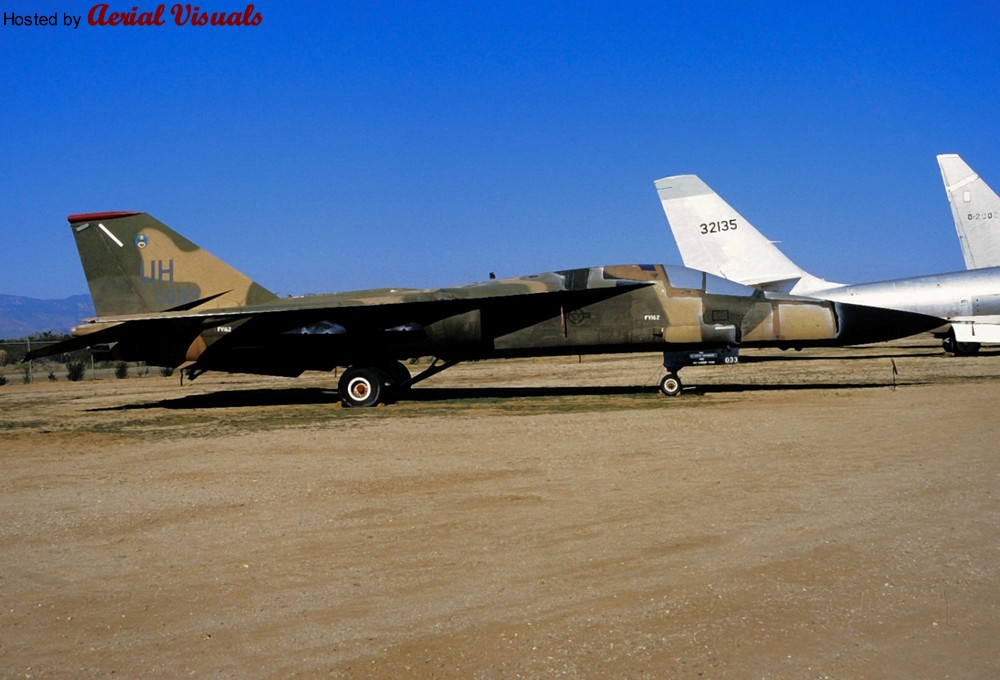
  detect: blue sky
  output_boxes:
[2,2,999,299]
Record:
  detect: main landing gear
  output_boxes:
[337,358,459,407]
[659,347,740,397]
[941,329,981,356]
[338,367,389,408]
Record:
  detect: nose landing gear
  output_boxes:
[659,372,683,397]
[660,347,739,397]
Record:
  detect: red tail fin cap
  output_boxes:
[67,211,141,224]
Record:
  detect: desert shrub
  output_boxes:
[0,374,7,386]
[22,365,31,384]
[48,371,57,382]
[159,366,175,377]
[0,349,7,367]
[66,361,87,382]
[114,362,129,379]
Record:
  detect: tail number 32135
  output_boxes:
[699,219,738,234]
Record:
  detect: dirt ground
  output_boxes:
[1,336,998,678]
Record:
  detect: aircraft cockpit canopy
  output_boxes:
[663,265,758,297]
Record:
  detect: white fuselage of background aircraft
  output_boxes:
[805,267,1000,342]
[655,166,1000,352]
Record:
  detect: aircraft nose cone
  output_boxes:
[835,302,944,345]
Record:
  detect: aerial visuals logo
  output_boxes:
[2,4,264,29]
[88,4,263,27]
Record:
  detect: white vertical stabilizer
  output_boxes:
[937,154,1000,269]
[654,174,837,295]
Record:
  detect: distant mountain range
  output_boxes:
[0,294,94,339]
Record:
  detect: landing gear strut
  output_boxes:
[660,347,740,397]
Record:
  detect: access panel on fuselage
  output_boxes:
[491,285,668,351]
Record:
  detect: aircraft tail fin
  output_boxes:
[654,174,835,294]
[67,212,277,317]
[937,154,1000,269]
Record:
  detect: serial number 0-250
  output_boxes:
[700,219,738,234]
[967,212,997,220]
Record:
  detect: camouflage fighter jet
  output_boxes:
[27,211,942,404]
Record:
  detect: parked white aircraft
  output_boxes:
[655,170,1000,355]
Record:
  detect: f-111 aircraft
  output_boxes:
[656,171,1000,355]
[27,211,941,405]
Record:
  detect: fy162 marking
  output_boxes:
[700,218,738,234]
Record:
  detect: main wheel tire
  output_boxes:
[659,373,682,397]
[338,367,384,407]
[955,341,982,356]
[383,361,411,386]
[943,331,981,356]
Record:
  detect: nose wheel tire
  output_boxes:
[338,367,384,407]
[659,373,682,397]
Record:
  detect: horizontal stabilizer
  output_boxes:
[24,323,124,361]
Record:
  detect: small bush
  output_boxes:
[22,365,32,384]
[114,362,129,379]
[159,366,175,378]
[66,361,87,381]
[48,371,57,382]
[0,374,8,386]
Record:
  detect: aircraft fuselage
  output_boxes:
[92,263,939,376]
[810,266,1000,325]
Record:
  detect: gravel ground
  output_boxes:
[1,338,998,678]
